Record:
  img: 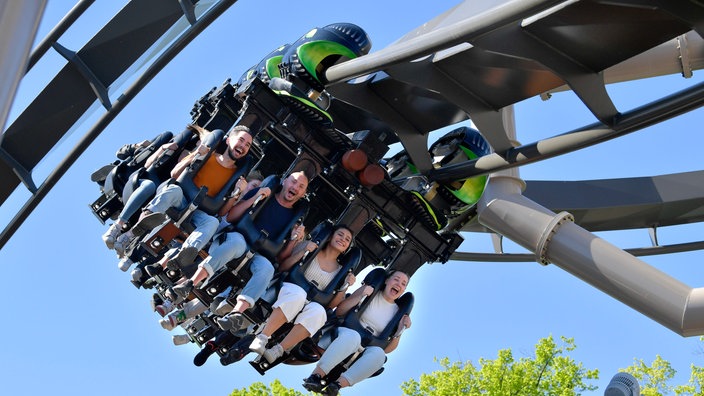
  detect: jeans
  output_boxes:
[118,179,156,223]
[237,253,275,308]
[201,232,248,278]
[317,327,386,386]
[145,183,218,250]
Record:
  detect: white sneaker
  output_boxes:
[130,267,143,283]
[249,333,269,355]
[117,257,133,272]
[113,231,133,257]
[155,300,174,317]
[172,334,191,346]
[102,223,121,249]
[263,343,284,363]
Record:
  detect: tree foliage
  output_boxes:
[400,335,599,396]
[229,379,306,396]
[620,337,704,396]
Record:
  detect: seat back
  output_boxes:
[122,128,197,202]
[176,128,253,215]
[103,131,173,197]
[235,175,309,262]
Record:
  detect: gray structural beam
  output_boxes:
[0,0,238,251]
[0,1,47,138]
[477,174,704,336]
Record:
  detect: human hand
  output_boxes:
[361,285,374,297]
[344,272,356,286]
[399,314,412,330]
[234,177,248,196]
[291,223,305,242]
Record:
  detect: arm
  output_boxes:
[384,314,411,353]
[335,284,373,318]
[169,142,209,179]
[217,177,248,217]
[276,223,306,263]
[224,187,271,223]
[327,272,356,309]
[278,240,317,273]
[145,142,178,169]
[169,150,197,179]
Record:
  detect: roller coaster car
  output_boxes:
[139,128,253,258]
[89,131,177,224]
[249,265,412,378]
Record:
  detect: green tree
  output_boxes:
[229,379,306,396]
[400,335,599,396]
[620,338,704,396]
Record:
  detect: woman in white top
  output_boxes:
[302,270,412,396]
[249,225,356,363]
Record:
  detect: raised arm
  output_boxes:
[327,271,356,309]
[225,186,271,223]
[384,314,411,353]
[335,284,373,318]
[276,223,306,263]
[278,240,317,273]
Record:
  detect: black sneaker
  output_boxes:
[150,293,164,312]
[219,345,248,366]
[302,374,325,393]
[193,341,216,367]
[169,279,194,304]
[323,381,340,396]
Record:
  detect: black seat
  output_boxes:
[90,131,174,223]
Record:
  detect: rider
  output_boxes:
[302,269,412,396]
[132,124,252,274]
[249,224,356,363]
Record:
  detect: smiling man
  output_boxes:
[160,171,310,331]
[111,125,253,272]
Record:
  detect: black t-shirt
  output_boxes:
[242,187,296,236]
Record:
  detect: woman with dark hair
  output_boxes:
[249,225,356,363]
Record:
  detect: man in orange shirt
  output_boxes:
[122,124,253,273]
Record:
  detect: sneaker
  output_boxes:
[155,303,173,317]
[131,267,144,283]
[113,231,133,257]
[150,293,163,312]
[102,223,121,249]
[217,312,245,332]
[263,343,284,363]
[172,334,191,346]
[323,381,341,396]
[117,257,133,272]
[193,341,217,366]
[303,374,325,393]
[144,263,163,277]
[209,296,225,314]
[160,309,186,331]
[249,333,269,355]
[171,279,194,303]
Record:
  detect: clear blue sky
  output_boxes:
[2,1,703,395]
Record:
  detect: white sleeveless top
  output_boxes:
[359,293,398,336]
[303,257,341,290]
